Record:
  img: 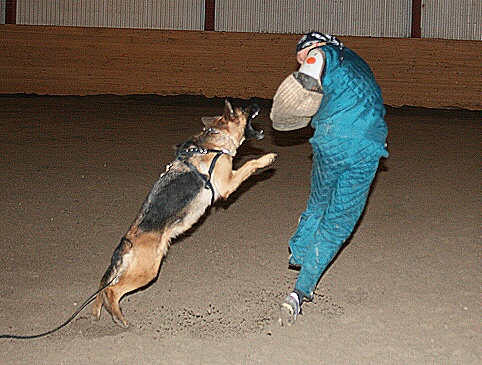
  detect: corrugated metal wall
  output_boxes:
[7,0,482,40]
[0,0,5,24]
[16,0,204,30]
[422,0,481,40]
[216,0,411,38]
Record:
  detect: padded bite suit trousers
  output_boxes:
[289,138,387,299]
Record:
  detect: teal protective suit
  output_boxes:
[289,44,388,300]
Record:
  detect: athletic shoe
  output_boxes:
[278,292,301,326]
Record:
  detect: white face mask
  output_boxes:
[298,48,325,85]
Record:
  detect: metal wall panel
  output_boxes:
[17,0,205,30]
[0,0,5,24]
[422,0,481,40]
[12,0,482,40]
[216,0,412,38]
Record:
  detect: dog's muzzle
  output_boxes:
[244,104,264,140]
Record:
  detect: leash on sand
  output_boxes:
[2,149,227,340]
[0,278,114,340]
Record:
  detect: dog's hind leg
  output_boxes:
[92,236,131,322]
[92,288,128,328]
[91,291,106,321]
[92,236,133,323]
[93,232,168,327]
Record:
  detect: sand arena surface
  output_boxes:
[0,95,480,364]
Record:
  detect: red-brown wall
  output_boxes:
[1,25,480,110]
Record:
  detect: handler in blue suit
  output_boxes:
[270,32,388,326]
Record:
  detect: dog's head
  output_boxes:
[202,100,264,147]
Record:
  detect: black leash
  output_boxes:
[0,278,114,340]
[1,138,229,340]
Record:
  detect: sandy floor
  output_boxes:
[0,95,480,365]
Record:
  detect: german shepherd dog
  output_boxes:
[91,100,276,327]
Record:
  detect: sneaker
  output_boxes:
[278,292,301,326]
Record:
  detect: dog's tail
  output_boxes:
[0,277,114,340]
[98,236,133,289]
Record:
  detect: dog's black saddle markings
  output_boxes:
[137,142,230,233]
[175,144,231,205]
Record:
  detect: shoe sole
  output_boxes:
[278,302,297,327]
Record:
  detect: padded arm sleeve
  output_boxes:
[270,73,323,131]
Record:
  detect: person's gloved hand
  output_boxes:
[294,48,325,93]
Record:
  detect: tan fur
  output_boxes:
[92,101,276,327]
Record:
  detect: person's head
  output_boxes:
[296,32,345,64]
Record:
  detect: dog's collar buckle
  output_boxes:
[205,147,231,156]
[219,148,231,156]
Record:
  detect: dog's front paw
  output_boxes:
[258,153,277,167]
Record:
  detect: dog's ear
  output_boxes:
[223,99,235,120]
[201,116,220,128]
[202,100,235,128]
